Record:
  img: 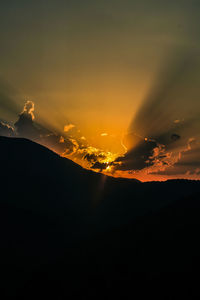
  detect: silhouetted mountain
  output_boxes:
[0,136,200,299]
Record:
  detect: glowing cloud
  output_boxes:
[59,136,65,143]
[22,100,35,120]
[64,124,75,132]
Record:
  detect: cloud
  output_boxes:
[113,120,200,180]
[59,136,65,143]
[150,145,200,176]
[66,144,120,172]
[64,124,75,132]
[174,119,181,124]
[115,137,158,171]
[171,134,181,142]
[14,101,38,139]
[91,161,110,171]
[22,100,35,120]
[0,121,15,137]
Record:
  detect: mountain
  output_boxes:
[0,136,200,299]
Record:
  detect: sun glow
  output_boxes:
[105,165,112,172]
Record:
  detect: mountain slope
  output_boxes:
[0,136,200,299]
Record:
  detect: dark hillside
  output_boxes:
[0,136,200,298]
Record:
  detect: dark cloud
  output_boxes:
[14,100,46,141]
[116,138,158,171]
[91,162,109,171]
[15,110,38,139]
[84,153,106,164]
[171,134,181,142]
[0,121,15,137]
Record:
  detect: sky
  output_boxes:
[0,0,200,181]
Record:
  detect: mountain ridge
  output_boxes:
[0,135,200,298]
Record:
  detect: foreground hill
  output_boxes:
[0,136,200,299]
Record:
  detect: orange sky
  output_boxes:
[0,1,200,181]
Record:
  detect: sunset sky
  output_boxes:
[0,0,200,181]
